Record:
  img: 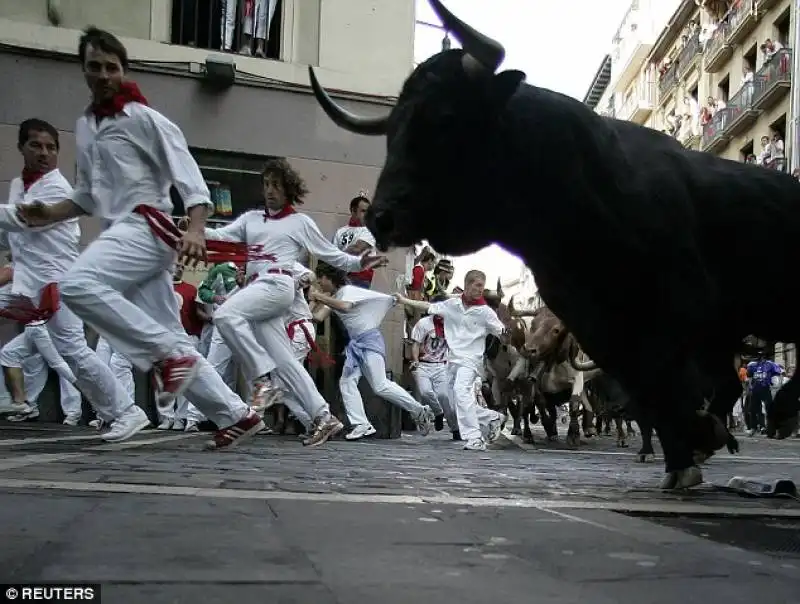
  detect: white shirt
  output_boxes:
[411,315,449,363]
[428,298,505,371]
[771,139,785,159]
[205,210,362,280]
[72,102,212,221]
[287,263,313,324]
[6,170,81,299]
[332,224,376,253]
[332,285,395,338]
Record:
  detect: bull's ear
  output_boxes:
[491,70,525,105]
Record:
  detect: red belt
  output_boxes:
[246,268,293,285]
[285,318,335,368]
[133,205,277,264]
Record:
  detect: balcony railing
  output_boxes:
[726,0,756,45]
[658,63,679,100]
[701,108,731,150]
[752,48,793,109]
[724,81,758,136]
[703,21,731,72]
[170,0,282,59]
[618,80,656,122]
[677,31,701,78]
[677,115,700,147]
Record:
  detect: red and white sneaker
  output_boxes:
[205,410,265,450]
[156,356,200,406]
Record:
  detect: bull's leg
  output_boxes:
[768,373,800,439]
[566,397,582,448]
[595,413,603,435]
[626,419,636,437]
[522,405,534,443]
[273,404,287,435]
[603,417,612,436]
[636,413,656,463]
[542,400,558,441]
[508,396,522,436]
[581,396,596,438]
[615,416,628,448]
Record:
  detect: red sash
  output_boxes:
[134,205,276,264]
[287,318,334,368]
[0,283,60,324]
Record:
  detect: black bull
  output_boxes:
[309,0,800,485]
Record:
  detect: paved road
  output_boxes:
[0,421,798,603]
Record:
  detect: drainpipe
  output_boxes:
[789,0,800,173]
[46,0,63,26]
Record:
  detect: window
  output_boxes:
[169,148,277,223]
[743,44,757,72]
[771,114,786,141]
[170,0,283,60]
[717,74,730,102]
[740,139,754,162]
[775,8,790,45]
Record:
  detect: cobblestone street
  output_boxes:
[1,422,798,603]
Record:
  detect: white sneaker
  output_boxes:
[157,418,173,430]
[8,405,39,422]
[184,420,199,432]
[464,438,487,451]
[89,418,106,430]
[102,406,150,442]
[345,424,377,440]
[486,413,505,443]
[0,401,34,417]
[63,416,81,427]
[171,419,185,431]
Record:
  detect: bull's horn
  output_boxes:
[571,358,597,371]
[428,0,505,71]
[308,67,390,136]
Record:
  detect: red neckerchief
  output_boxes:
[462,295,486,307]
[348,216,361,227]
[21,167,45,192]
[433,315,445,337]
[263,204,297,222]
[91,81,149,119]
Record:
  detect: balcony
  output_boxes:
[726,0,757,47]
[703,22,732,72]
[618,81,656,124]
[723,83,760,137]
[612,37,655,93]
[701,108,731,153]
[658,63,679,103]
[752,48,793,111]
[677,32,701,79]
[677,117,700,149]
[756,0,781,12]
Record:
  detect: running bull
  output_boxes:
[308,0,800,489]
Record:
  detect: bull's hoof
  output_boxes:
[584,428,597,438]
[637,453,656,463]
[616,440,629,448]
[510,426,521,436]
[660,466,703,490]
[566,433,581,448]
[693,450,715,465]
[523,432,534,444]
[547,434,558,442]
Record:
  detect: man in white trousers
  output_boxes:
[15,27,263,449]
[311,262,435,441]
[205,158,385,447]
[396,270,506,452]
[0,118,144,441]
[410,293,458,437]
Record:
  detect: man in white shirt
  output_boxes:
[0,118,140,436]
[311,262,434,441]
[410,293,457,436]
[206,159,385,447]
[396,270,506,451]
[332,193,377,289]
[15,27,263,449]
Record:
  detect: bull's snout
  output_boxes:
[524,345,537,357]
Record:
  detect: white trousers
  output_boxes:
[0,283,129,424]
[206,326,238,391]
[158,335,207,424]
[221,0,240,50]
[243,0,278,40]
[198,322,214,357]
[271,319,315,429]
[215,274,328,422]
[413,362,456,429]
[95,336,135,403]
[340,350,424,428]
[450,363,499,442]
[58,214,248,428]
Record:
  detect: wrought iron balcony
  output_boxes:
[726,0,757,47]
[658,63,679,100]
[752,48,792,110]
[677,31,701,78]
[723,81,759,137]
[701,108,731,152]
[703,21,732,73]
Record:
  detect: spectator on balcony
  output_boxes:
[760,39,783,63]
[240,0,279,58]
[757,135,773,166]
[699,105,712,127]
[683,95,701,136]
[744,154,758,165]
[741,64,754,105]
[769,132,785,171]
